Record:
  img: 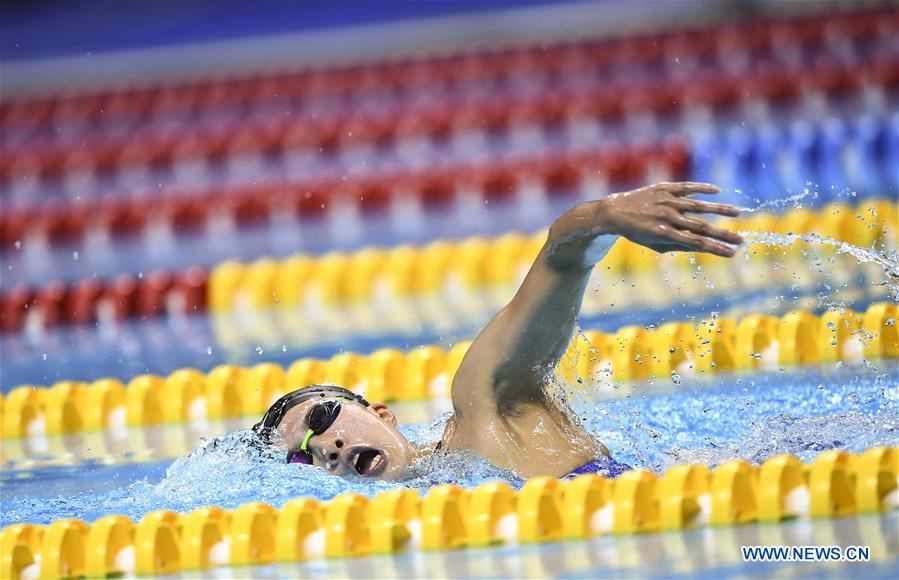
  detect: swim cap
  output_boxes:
[252,384,370,444]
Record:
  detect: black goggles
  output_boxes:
[252,385,369,464]
[287,399,343,465]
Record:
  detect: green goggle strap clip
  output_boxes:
[299,428,315,452]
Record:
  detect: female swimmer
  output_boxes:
[251,182,743,480]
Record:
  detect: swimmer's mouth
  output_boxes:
[348,447,386,477]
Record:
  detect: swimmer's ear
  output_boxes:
[368,402,397,425]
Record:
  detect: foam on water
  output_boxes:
[598,364,898,472]
[0,413,520,526]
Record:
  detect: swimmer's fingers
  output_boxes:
[658,181,721,196]
[666,197,741,217]
[663,228,737,257]
[667,214,744,245]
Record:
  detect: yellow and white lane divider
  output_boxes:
[1,447,896,578]
[2,302,896,442]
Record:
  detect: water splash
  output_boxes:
[668,411,897,467]
[0,416,521,526]
[741,230,899,300]
[562,217,899,473]
[735,185,820,214]
[596,364,899,470]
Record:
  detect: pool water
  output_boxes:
[2,223,896,577]
[3,361,896,529]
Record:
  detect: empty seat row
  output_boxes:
[3,102,897,255]
[0,267,208,333]
[0,139,689,250]
[1,7,893,142]
[2,53,894,191]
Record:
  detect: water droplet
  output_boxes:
[41,353,47,360]
[281,345,288,352]
[206,346,213,355]
[14,240,21,249]
[72,251,79,260]
[256,346,264,355]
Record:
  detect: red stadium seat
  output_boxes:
[460,165,519,203]
[228,185,272,226]
[0,284,33,333]
[414,168,458,209]
[0,207,28,249]
[97,194,149,238]
[136,269,173,317]
[164,192,211,235]
[35,279,69,328]
[535,154,585,197]
[69,278,104,325]
[282,178,334,219]
[341,178,393,214]
[38,199,88,245]
[174,265,209,314]
[104,273,139,321]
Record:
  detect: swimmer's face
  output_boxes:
[275,398,415,480]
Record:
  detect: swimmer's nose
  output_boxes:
[316,439,345,471]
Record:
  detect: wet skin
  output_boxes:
[275,182,743,480]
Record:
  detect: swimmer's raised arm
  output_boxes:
[451,182,743,417]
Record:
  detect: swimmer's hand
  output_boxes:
[592,181,743,257]
[546,182,742,270]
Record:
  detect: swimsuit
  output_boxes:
[563,455,632,480]
[433,440,631,480]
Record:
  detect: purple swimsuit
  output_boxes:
[563,455,632,480]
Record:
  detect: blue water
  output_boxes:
[2,361,896,528]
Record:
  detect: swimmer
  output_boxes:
[252,182,742,480]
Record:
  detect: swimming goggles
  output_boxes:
[287,399,344,465]
[252,385,370,464]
